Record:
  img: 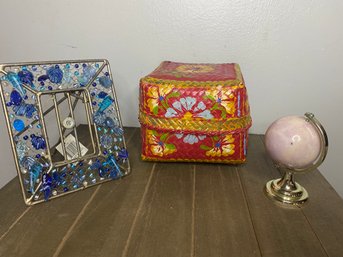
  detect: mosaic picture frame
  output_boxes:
[0,59,130,205]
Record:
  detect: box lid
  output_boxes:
[139,61,251,134]
[147,61,242,83]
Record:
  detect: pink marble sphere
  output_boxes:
[265,115,321,169]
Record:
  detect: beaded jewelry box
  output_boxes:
[139,61,252,163]
[0,59,129,205]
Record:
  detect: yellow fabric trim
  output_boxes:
[141,154,246,164]
[139,111,252,133]
[141,77,244,88]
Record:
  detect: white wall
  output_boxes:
[0,0,342,197]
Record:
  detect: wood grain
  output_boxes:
[0,186,97,257]
[54,128,157,257]
[0,179,29,238]
[194,164,261,257]
[238,135,328,257]
[122,162,194,257]
[0,127,134,257]
[1,132,343,257]
[261,134,343,256]
[296,170,343,256]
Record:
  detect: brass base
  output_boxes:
[264,172,308,206]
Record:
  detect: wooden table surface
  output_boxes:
[0,127,343,257]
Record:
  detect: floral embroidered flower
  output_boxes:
[146,85,173,114]
[205,135,235,157]
[175,133,206,145]
[147,130,176,156]
[205,89,236,115]
[176,64,214,74]
[165,97,213,120]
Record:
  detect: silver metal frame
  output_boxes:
[0,59,130,205]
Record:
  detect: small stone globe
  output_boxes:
[264,113,328,206]
[265,115,321,170]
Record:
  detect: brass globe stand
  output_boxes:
[265,170,309,205]
[264,113,328,206]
